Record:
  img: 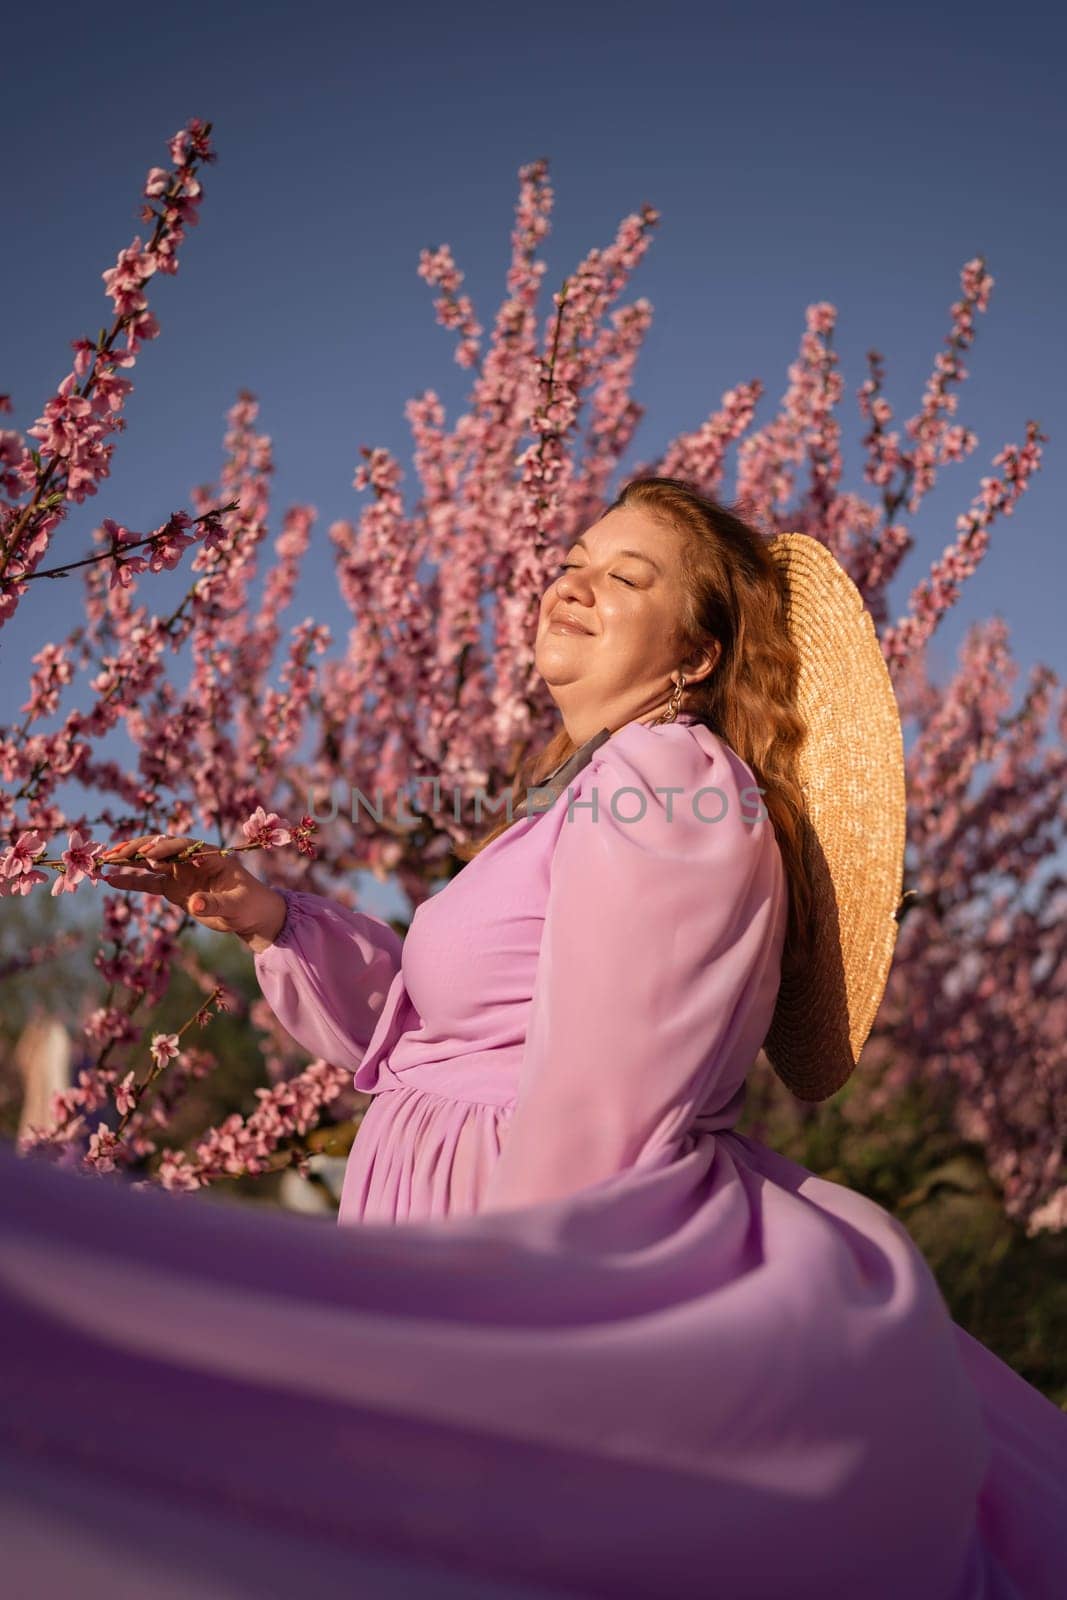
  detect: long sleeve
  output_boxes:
[480,721,787,1215]
[253,887,404,1074]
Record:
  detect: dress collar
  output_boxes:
[512,715,699,820]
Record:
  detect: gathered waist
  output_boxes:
[370,1060,519,1112]
[368,1068,747,1136]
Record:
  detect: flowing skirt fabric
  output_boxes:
[2,1132,1066,1599]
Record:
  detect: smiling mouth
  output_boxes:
[549,613,593,635]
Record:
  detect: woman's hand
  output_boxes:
[98,834,288,952]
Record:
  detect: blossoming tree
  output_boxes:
[1,119,1062,1231]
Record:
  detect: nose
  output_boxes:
[554,568,594,607]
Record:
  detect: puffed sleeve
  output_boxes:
[253,887,404,1074]
[480,722,787,1215]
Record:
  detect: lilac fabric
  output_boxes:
[2,716,1065,1597]
[264,716,786,1225]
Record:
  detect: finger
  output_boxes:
[100,858,169,881]
[100,867,170,893]
[128,833,174,859]
[115,838,188,869]
[143,837,209,865]
[98,842,135,863]
[187,889,215,917]
[100,833,158,863]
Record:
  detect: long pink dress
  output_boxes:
[2,714,1065,1598]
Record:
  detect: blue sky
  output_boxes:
[2,0,1064,916]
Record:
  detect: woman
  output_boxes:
[99,479,803,1225]
[12,476,1065,1596]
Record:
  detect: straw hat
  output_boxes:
[519,529,906,1102]
[761,531,907,1102]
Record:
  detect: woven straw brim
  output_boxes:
[763,533,906,1102]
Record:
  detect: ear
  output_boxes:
[683,639,721,686]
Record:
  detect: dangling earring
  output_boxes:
[653,673,686,726]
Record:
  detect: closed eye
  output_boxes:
[558,562,636,588]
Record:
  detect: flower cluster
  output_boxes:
[0,118,217,628]
[152,1058,350,1191]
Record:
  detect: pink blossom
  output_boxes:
[149,1032,181,1069]
[83,1007,138,1050]
[417,243,483,368]
[146,511,196,571]
[0,866,48,897]
[242,806,293,849]
[22,642,74,718]
[51,827,103,896]
[114,1071,138,1117]
[0,830,47,895]
[156,1150,203,1192]
[86,1122,123,1173]
[109,555,150,591]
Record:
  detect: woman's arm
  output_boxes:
[479,724,786,1215]
[253,888,404,1075]
[98,835,404,1075]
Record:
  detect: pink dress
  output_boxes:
[258,715,783,1228]
[2,715,1065,1598]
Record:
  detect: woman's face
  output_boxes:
[535,505,716,742]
